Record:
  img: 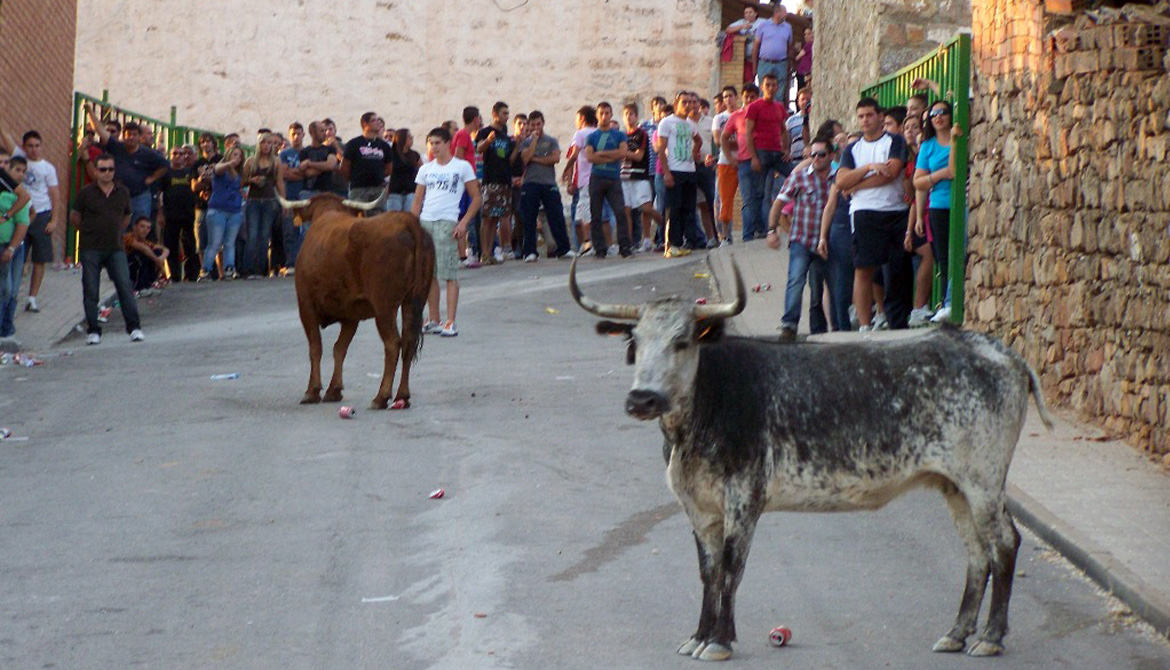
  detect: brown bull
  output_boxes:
[280,192,436,409]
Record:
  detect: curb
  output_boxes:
[1007,484,1170,639]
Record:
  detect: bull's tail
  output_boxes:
[1025,362,1055,431]
[404,217,436,366]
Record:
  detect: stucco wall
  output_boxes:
[75,0,722,144]
[815,0,970,129]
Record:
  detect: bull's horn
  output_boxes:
[568,257,642,320]
[341,187,389,212]
[276,193,311,209]
[694,255,746,320]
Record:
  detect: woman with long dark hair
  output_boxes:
[913,99,958,322]
[387,129,422,213]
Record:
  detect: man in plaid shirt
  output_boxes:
[768,137,835,339]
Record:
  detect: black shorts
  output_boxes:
[26,210,54,263]
[852,209,908,269]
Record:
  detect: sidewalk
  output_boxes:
[0,263,105,354]
[706,239,1170,639]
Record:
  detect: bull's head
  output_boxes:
[569,257,745,420]
[276,188,389,223]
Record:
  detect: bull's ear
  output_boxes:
[596,321,634,338]
[694,318,726,343]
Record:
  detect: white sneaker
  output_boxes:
[873,312,889,330]
[493,246,505,263]
[524,253,538,263]
[422,321,443,334]
[908,307,933,328]
[639,239,654,253]
[858,324,874,333]
[931,306,952,324]
[439,323,458,337]
[607,244,619,256]
[719,239,731,248]
[25,296,39,313]
[86,332,101,345]
[848,304,859,330]
[129,329,145,342]
[558,250,578,259]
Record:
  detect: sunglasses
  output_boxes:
[929,109,950,118]
[96,167,115,172]
[810,151,829,158]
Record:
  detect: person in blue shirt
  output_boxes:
[584,102,631,259]
[913,100,959,322]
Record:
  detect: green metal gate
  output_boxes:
[861,34,970,324]
[66,91,249,260]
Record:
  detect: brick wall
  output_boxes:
[968,0,1170,457]
[0,0,78,178]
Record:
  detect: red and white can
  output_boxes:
[769,626,792,647]
[338,406,356,419]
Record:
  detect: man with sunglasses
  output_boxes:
[71,153,143,345]
[158,146,199,281]
[770,137,834,340]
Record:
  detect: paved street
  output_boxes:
[2,254,1168,669]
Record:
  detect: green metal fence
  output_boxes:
[66,90,250,260]
[861,33,970,324]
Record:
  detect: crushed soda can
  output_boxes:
[428,488,445,499]
[210,373,240,380]
[769,626,792,647]
[97,307,112,323]
[752,284,762,293]
[0,428,11,440]
[695,298,707,305]
[0,353,11,365]
[762,282,772,291]
[338,406,356,419]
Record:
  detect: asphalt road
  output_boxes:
[2,254,1168,669]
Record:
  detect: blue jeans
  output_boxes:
[519,183,572,257]
[80,248,140,335]
[203,208,244,272]
[244,198,280,276]
[736,160,762,240]
[745,150,789,232]
[756,59,789,89]
[129,191,153,229]
[654,174,667,245]
[827,221,854,331]
[0,240,26,337]
[385,193,414,212]
[782,241,828,334]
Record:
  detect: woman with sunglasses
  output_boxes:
[913,100,959,323]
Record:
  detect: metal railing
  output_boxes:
[861,33,971,323]
[65,90,251,260]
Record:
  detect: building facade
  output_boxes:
[74,0,723,143]
[0,0,78,176]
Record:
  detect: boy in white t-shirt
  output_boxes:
[411,127,481,338]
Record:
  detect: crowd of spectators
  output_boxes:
[0,4,961,345]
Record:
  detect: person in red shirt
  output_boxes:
[719,84,760,241]
[742,73,791,241]
[451,106,483,266]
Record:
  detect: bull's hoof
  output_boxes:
[300,393,321,405]
[696,642,732,661]
[323,388,343,403]
[932,636,966,653]
[390,398,410,410]
[967,640,1004,657]
[677,638,702,656]
[369,397,390,410]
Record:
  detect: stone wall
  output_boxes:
[815,0,970,128]
[74,0,722,144]
[0,0,77,178]
[968,0,1170,457]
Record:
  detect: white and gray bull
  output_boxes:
[570,257,1052,661]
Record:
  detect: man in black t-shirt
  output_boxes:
[475,101,516,264]
[159,147,199,281]
[341,112,393,208]
[621,103,663,251]
[298,121,339,199]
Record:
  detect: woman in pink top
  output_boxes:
[795,28,814,91]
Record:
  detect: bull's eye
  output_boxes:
[673,341,689,352]
[625,341,636,365]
